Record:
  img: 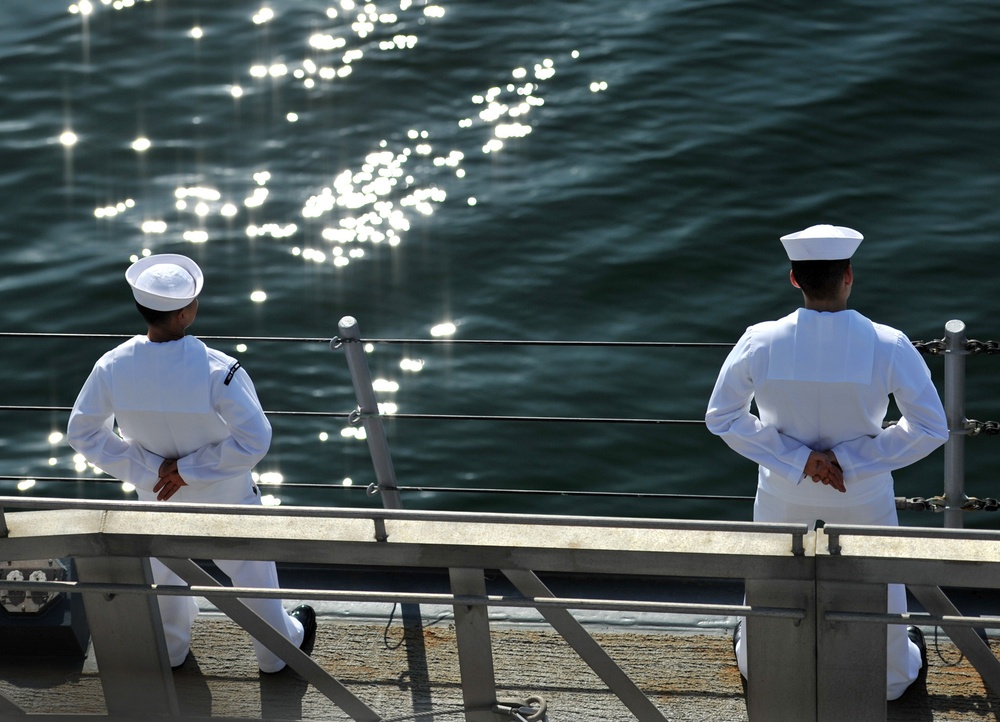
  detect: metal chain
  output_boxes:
[966,339,1000,355]
[961,497,1000,512]
[897,495,1000,512]
[912,338,1000,355]
[912,339,947,355]
[966,419,1000,436]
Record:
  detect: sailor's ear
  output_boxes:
[789,269,801,289]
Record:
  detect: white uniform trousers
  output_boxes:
[149,490,304,673]
[735,485,922,701]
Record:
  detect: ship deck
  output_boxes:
[2,597,999,721]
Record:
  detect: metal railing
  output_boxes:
[1,498,1000,721]
[330,316,1000,527]
[2,317,1000,521]
[2,318,1000,720]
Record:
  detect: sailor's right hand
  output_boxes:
[154,459,187,501]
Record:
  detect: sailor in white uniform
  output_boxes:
[67,253,315,673]
[705,225,948,700]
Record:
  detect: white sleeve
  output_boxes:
[67,366,164,491]
[705,332,813,482]
[831,336,948,483]
[174,365,272,485]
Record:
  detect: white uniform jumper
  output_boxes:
[67,335,303,672]
[706,308,948,700]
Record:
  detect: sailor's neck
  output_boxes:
[146,329,186,343]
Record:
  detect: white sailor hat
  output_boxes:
[779,224,863,261]
[126,254,204,311]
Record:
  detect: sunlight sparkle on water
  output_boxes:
[250,291,267,303]
[236,343,248,353]
[60,131,78,147]
[176,187,222,201]
[94,198,135,218]
[17,480,36,492]
[57,3,558,290]
[189,26,203,39]
[258,471,283,485]
[253,8,275,24]
[48,431,64,444]
[430,322,456,338]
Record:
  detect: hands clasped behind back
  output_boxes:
[154,458,188,501]
[804,450,845,493]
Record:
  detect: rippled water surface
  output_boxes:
[2,1,999,526]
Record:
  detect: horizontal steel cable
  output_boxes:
[7,331,1000,353]
[0,475,754,503]
[0,405,703,424]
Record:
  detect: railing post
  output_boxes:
[745,579,817,722]
[336,318,432,716]
[336,316,402,510]
[815,580,886,722]
[943,319,968,529]
[449,568,502,722]
[75,556,179,717]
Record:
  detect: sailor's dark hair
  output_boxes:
[135,301,180,327]
[790,259,851,301]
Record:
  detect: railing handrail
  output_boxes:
[0,494,806,536]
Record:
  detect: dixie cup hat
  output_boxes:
[126,254,204,311]
[780,224,863,261]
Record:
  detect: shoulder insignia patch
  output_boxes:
[224,361,241,386]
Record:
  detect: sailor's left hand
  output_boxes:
[154,459,188,501]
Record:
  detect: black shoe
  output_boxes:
[907,625,927,670]
[289,604,317,654]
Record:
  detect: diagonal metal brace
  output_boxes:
[909,584,1000,696]
[0,692,25,717]
[502,568,667,722]
[159,558,381,722]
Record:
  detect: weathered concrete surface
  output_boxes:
[0,614,998,720]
